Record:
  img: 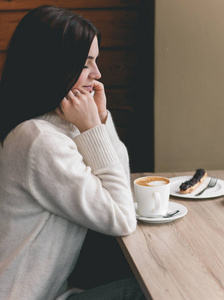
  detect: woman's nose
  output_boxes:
[90,65,101,80]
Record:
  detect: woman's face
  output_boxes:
[72,36,101,93]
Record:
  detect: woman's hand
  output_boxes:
[92,80,108,123]
[56,88,101,133]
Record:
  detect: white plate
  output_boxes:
[135,202,188,224]
[170,176,224,199]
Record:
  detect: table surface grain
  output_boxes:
[117,171,224,300]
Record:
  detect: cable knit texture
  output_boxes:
[0,111,136,300]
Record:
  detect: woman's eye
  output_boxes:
[83,65,88,69]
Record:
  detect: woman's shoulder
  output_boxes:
[5,112,76,150]
[13,117,59,141]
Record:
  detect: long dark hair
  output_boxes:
[0,5,100,142]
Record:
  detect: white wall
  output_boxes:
[154,0,224,172]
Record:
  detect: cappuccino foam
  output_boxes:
[146,180,168,187]
[135,176,169,187]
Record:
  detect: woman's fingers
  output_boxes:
[71,89,81,97]
[55,88,101,132]
[91,80,107,123]
[66,90,76,100]
[93,80,104,92]
[55,98,67,118]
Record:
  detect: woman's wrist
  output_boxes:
[99,111,108,124]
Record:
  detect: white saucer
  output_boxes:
[135,201,188,224]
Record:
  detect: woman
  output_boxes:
[0,5,145,300]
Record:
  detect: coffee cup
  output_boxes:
[134,176,170,217]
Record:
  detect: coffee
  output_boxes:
[135,176,169,187]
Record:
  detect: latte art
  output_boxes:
[135,176,169,187]
[146,180,168,187]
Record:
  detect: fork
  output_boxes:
[195,177,218,196]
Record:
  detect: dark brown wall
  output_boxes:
[0,0,154,172]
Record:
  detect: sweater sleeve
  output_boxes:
[28,124,136,236]
[104,111,131,183]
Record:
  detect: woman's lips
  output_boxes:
[83,86,93,92]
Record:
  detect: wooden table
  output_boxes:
[117,171,224,300]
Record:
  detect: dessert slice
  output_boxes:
[179,169,207,194]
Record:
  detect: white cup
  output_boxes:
[134,176,170,217]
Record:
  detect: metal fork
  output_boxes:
[195,177,218,196]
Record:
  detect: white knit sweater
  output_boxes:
[0,111,136,300]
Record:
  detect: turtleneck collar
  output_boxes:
[36,111,80,134]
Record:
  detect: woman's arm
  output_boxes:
[28,127,136,236]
